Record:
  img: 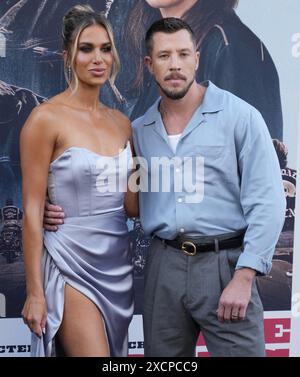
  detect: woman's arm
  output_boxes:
[125,186,139,218]
[115,111,139,219]
[125,137,139,218]
[20,105,57,337]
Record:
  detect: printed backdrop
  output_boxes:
[0,0,299,356]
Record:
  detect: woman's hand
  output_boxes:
[21,295,47,337]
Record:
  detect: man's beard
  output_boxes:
[156,77,194,100]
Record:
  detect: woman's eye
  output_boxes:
[102,46,112,53]
[79,47,92,53]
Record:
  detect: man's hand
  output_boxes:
[217,267,256,322]
[43,201,65,231]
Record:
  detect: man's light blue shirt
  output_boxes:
[132,81,285,275]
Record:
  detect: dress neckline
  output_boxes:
[50,141,130,166]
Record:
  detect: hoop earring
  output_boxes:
[68,66,72,83]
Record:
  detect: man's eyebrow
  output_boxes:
[156,47,192,54]
[179,48,192,52]
[157,49,171,54]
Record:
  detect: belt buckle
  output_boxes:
[181,241,197,256]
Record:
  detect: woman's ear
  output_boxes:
[63,50,68,65]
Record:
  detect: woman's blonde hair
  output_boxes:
[62,4,122,99]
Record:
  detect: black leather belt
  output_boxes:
[158,229,246,256]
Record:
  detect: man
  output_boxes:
[44,18,285,357]
[124,1,283,141]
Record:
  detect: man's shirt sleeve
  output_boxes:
[235,108,286,275]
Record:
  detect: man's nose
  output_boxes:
[169,56,181,71]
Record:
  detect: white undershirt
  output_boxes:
[167,133,182,154]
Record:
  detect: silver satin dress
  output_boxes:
[31,142,134,357]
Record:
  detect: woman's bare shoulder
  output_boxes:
[24,92,69,128]
[109,108,132,136]
[21,99,63,141]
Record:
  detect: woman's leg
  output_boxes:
[57,284,110,357]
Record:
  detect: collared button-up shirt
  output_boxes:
[132,81,285,275]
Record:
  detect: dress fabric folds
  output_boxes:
[31,142,134,357]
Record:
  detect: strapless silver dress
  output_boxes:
[31,142,134,357]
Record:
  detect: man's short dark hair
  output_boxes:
[145,17,197,55]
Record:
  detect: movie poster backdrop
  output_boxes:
[0,0,299,356]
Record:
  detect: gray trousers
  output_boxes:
[143,237,265,357]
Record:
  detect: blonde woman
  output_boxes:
[20,5,137,357]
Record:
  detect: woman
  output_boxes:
[20,4,137,357]
[120,0,283,140]
[0,1,107,99]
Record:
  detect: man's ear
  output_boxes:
[195,51,200,71]
[144,55,153,74]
